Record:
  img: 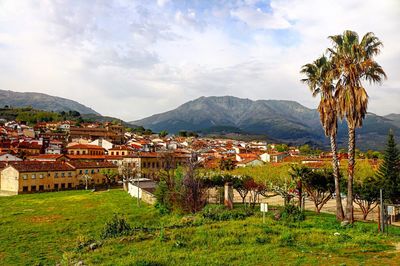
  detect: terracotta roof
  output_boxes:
[108,145,133,151]
[16,141,42,149]
[67,144,104,150]
[27,154,66,160]
[7,161,75,172]
[68,161,117,169]
[66,155,106,160]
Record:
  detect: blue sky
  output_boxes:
[0,0,399,120]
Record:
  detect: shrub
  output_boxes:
[101,214,132,239]
[255,236,271,244]
[201,205,254,221]
[280,204,305,223]
[279,231,296,247]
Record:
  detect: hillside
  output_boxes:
[1,189,399,265]
[133,96,400,150]
[0,89,99,115]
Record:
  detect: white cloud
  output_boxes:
[230,6,291,29]
[0,0,398,121]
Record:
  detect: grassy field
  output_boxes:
[1,189,400,265]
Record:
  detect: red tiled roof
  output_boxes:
[66,155,106,160]
[67,144,104,150]
[67,161,117,169]
[27,154,66,160]
[108,145,133,151]
[7,161,75,172]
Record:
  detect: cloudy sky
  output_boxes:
[0,0,399,121]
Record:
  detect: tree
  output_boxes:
[353,176,380,220]
[376,131,400,203]
[328,30,386,223]
[159,130,168,138]
[301,55,344,220]
[289,165,311,210]
[302,168,335,214]
[100,169,118,189]
[232,175,251,204]
[178,130,188,137]
[219,158,235,171]
[299,144,311,155]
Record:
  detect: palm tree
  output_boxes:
[301,55,345,220]
[328,30,386,223]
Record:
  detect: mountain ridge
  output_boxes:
[133,96,400,150]
[0,89,99,115]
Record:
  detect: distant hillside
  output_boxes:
[133,96,400,150]
[0,90,99,115]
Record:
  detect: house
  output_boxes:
[0,161,119,195]
[127,178,157,205]
[15,141,43,156]
[0,161,76,194]
[260,152,288,163]
[66,144,105,156]
[68,161,119,186]
[235,153,258,162]
[26,154,67,162]
[90,138,113,151]
[108,145,134,156]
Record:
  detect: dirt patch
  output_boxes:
[27,214,63,224]
[387,243,400,254]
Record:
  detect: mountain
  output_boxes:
[133,96,399,150]
[0,89,99,115]
[384,113,400,128]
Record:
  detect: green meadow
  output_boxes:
[1,189,399,265]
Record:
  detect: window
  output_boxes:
[79,170,83,174]
[61,172,65,178]
[61,183,65,189]
[39,174,44,179]
[31,174,36,179]
[39,185,44,191]
[91,169,94,174]
[111,152,114,155]
[31,185,36,191]
[22,175,27,180]
[82,151,86,155]
[85,169,88,174]
[122,152,125,156]
[76,151,80,155]
[68,183,72,189]
[23,186,28,192]
[68,172,72,177]
[55,173,58,178]
[54,184,59,190]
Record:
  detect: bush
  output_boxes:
[279,204,305,223]
[201,205,254,221]
[279,231,296,247]
[101,214,132,239]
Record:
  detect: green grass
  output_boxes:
[1,189,399,265]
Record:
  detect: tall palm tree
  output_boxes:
[328,30,386,223]
[301,55,344,220]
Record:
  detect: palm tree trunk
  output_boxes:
[330,134,344,221]
[346,125,355,223]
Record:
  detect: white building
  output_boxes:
[90,138,113,152]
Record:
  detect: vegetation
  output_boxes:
[301,54,344,220]
[329,30,386,223]
[1,189,400,265]
[302,30,386,223]
[376,130,400,203]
